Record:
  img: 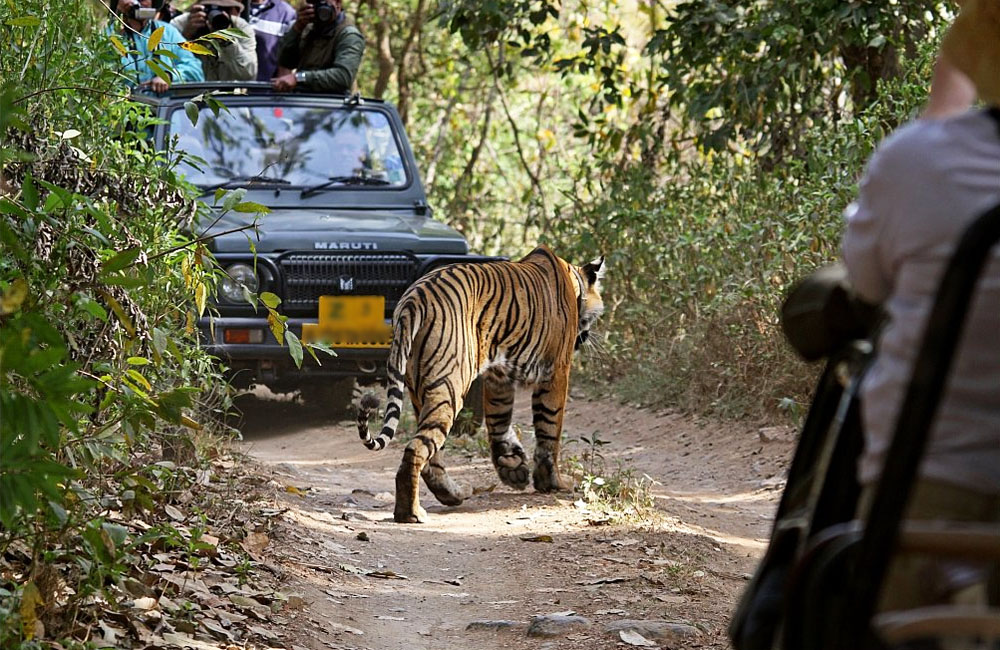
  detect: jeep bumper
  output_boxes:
[198,316,388,386]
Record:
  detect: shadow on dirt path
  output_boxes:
[236,387,794,650]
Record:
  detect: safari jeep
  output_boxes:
[142,82,495,410]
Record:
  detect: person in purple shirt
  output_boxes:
[248,0,298,81]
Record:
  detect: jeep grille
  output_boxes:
[280,253,419,316]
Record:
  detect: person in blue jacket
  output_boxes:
[112,0,204,94]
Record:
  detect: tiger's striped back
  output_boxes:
[356,245,605,523]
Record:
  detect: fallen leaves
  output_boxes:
[520,534,554,543]
[241,531,270,556]
[284,485,310,497]
[0,453,309,649]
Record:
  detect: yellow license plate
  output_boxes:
[301,295,392,348]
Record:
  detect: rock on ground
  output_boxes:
[527,613,592,638]
[604,619,702,644]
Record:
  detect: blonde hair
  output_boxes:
[941,0,1000,104]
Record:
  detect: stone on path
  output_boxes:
[604,619,701,645]
[527,613,592,638]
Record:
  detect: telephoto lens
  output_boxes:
[203,4,233,31]
[311,0,335,23]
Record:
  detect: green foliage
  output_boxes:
[645,0,948,159]
[438,0,559,61]
[556,40,938,416]
[0,1,270,645]
[564,432,656,522]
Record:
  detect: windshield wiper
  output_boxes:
[300,174,390,199]
[198,175,292,196]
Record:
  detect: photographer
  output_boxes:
[248,0,297,82]
[172,1,258,81]
[272,0,365,94]
[111,0,204,94]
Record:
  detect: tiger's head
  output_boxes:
[575,256,606,350]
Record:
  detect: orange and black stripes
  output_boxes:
[355,245,606,523]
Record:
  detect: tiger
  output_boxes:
[356,245,606,523]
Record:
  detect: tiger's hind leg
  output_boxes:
[531,371,574,493]
[394,387,458,523]
[484,371,530,490]
[421,450,471,506]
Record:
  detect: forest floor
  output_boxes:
[233,387,796,650]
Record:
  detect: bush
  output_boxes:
[551,45,936,419]
[1,2,237,643]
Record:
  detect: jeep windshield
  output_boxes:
[168,104,409,189]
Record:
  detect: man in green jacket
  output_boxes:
[271,0,365,94]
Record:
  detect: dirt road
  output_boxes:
[236,388,794,650]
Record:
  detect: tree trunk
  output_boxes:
[842,43,900,112]
[363,0,395,99]
[395,0,426,125]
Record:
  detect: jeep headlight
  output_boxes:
[219,263,259,303]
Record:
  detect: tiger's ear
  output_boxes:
[582,256,605,285]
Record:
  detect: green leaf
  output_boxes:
[127,368,152,392]
[259,292,281,308]
[147,58,171,83]
[22,172,38,210]
[213,188,226,204]
[241,284,257,309]
[233,201,270,214]
[221,187,247,212]
[77,295,108,321]
[102,248,140,274]
[127,356,151,366]
[286,330,303,368]
[184,101,199,127]
[305,341,336,366]
[7,14,40,27]
[101,273,147,289]
[98,290,136,338]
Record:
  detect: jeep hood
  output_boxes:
[201,208,469,255]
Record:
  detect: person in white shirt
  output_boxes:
[842,0,1000,611]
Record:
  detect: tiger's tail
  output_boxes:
[357,304,420,451]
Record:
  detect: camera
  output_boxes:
[201,4,233,32]
[157,3,181,21]
[123,0,157,20]
[308,0,336,23]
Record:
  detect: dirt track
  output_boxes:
[236,388,794,649]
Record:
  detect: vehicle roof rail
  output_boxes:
[151,82,384,103]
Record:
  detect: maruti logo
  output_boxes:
[314,241,379,250]
[339,276,354,291]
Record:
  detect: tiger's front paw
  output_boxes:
[492,441,530,490]
[393,504,428,524]
[532,458,574,493]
